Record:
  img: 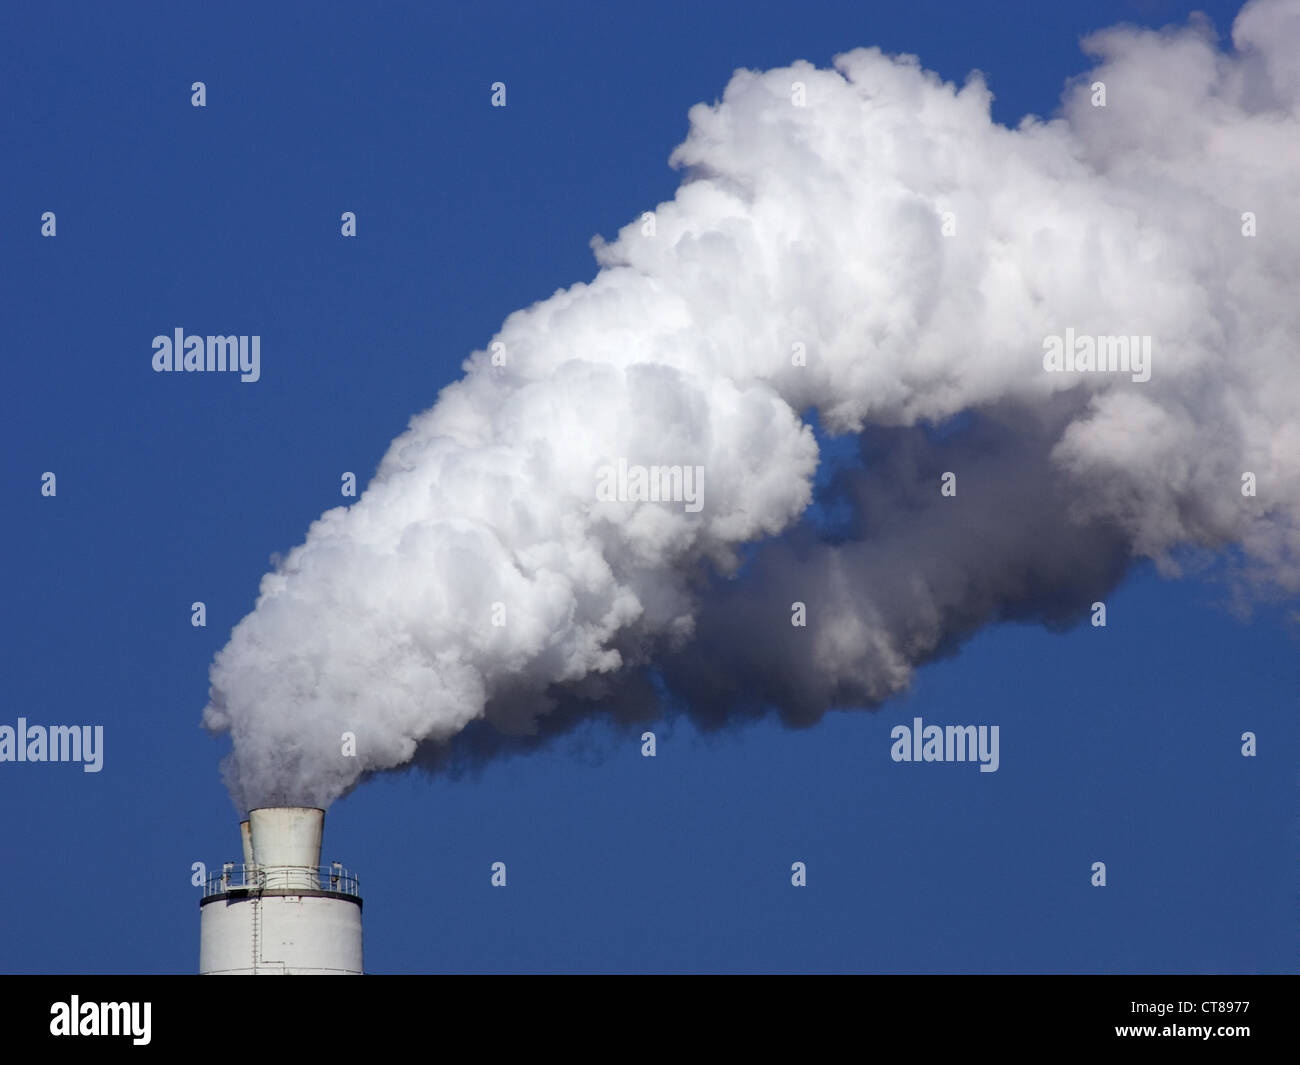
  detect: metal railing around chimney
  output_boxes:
[204,861,361,899]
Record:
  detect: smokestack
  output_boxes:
[249,806,323,890]
[249,806,323,866]
[199,807,363,975]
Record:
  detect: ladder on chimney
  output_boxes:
[249,868,264,974]
[250,895,262,973]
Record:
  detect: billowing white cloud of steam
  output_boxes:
[204,0,1300,810]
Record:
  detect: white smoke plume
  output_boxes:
[203,0,1300,811]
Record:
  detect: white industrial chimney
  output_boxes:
[199,806,363,975]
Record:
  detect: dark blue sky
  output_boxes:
[3,0,1294,973]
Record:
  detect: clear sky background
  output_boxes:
[2,0,1295,973]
